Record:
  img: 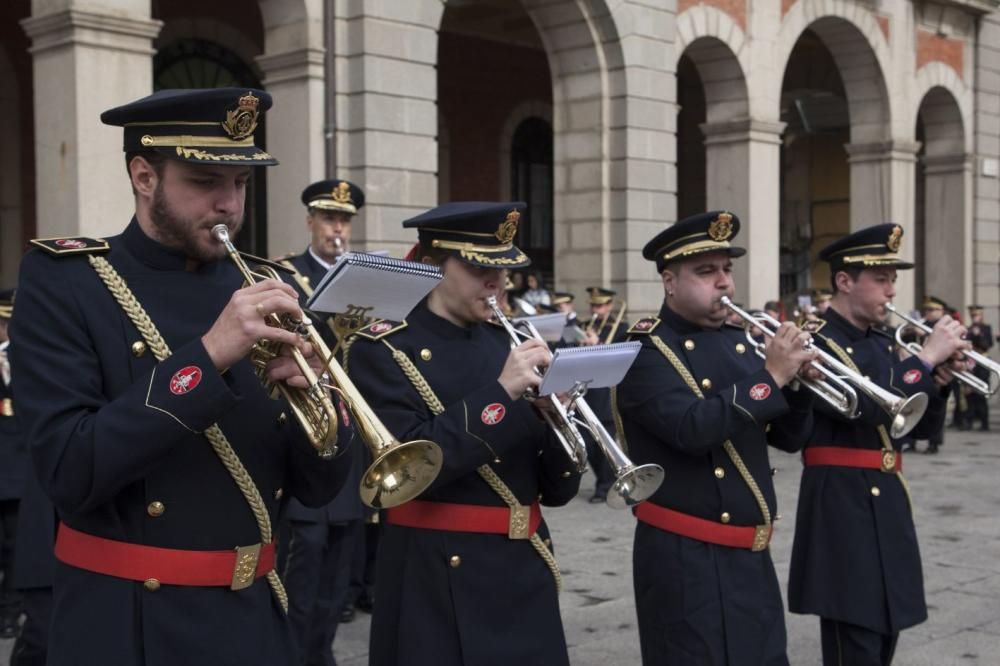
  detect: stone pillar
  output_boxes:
[257,47,326,257]
[845,140,920,309]
[923,153,973,308]
[21,2,160,238]
[974,13,1000,325]
[701,119,785,309]
[335,2,441,256]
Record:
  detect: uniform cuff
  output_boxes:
[144,339,240,433]
[890,356,936,395]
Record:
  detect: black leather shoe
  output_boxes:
[339,606,356,624]
[926,443,940,454]
[588,494,606,504]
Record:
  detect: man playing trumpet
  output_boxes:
[9,88,356,665]
[616,211,818,665]
[788,224,968,665]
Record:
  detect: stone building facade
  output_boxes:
[1,0,998,320]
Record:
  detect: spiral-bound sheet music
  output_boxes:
[307,252,443,320]
[537,341,642,396]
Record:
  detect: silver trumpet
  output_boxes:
[721,297,928,438]
[486,296,664,509]
[885,303,999,397]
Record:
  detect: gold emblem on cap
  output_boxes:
[222,92,260,141]
[886,225,902,252]
[332,182,353,205]
[708,213,733,242]
[496,210,520,244]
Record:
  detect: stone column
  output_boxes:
[335,2,441,256]
[923,153,973,307]
[845,140,920,309]
[701,119,785,309]
[21,2,160,238]
[974,13,1000,324]
[257,47,326,257]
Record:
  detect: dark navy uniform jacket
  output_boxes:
[0,343,27,500]
[617,303,814,666]
[788,307,942,635]
[347,300,581,666]
[9,220,355,666]
[282,247,366,525]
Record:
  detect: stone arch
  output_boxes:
[676,6,749,123]
[156,17,263,78]
[775,2,893,141]
[0,44,21,287]
[914,63,971,153]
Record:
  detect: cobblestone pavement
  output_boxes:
[3,426,998,665]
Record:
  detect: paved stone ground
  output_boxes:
[3,423,998,664]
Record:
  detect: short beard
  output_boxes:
[150,182,242,262]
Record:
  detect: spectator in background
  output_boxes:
[520,271,552,308]
[764,300,783,322]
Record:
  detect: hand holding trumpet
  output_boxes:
[762,322,819,388]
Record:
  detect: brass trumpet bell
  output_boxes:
[361,439,443,509]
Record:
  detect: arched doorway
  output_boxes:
[779,28,850,301]
[437,0,554,278]
[915,85,968,307]
[676,53,707,220]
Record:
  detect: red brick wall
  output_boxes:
[679,0,746,31]
[916,29,964,80]
[438,32,552,200]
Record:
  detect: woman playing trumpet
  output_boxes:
[346,202,581,666]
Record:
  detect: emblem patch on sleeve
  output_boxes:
[481,403,506,425]
[169,366,203,395]
[749,383,771,401]
[902,369,922,384]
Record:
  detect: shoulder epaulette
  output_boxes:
[30,237,109,256]
[627,317,661,335]
[355,319,407,341]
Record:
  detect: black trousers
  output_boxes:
[348,520,378,608]
[821,618,898,666]
[9,587,52,666]
[283,519,359,666]
[0,499,21,619]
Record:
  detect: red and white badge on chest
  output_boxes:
[749,383,771,401]
[169,366,203,395]
[902,369,922,384]
[481,403,506,425]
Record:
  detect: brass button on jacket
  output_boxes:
[449,555,461,568]
[131,341,147,357]
[146,501,165,518]
[701,378,713,391]
[144,578,161,591]
[870,486,881,497]
[714,467,725,479]
[420,348,433,361]
[735,343,746,354]
[720,512,731,524]
[684,339,695,351]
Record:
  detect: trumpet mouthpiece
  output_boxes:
[211,224,230,243]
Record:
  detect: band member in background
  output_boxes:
[617,211,817,665]
[788,224,967,665]
[964,305,993,431]
[920,297,951,451]
[0,289,25,639]
[9,88,355,664]
[814,290,833,315]
[346,201,581,666]
[277,179,369,666]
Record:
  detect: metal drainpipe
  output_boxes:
[324,0,337,178]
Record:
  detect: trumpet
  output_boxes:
[721,297,928,438]
[885,303,999,397]
[213,225,443,509]
[486,296,664,508]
